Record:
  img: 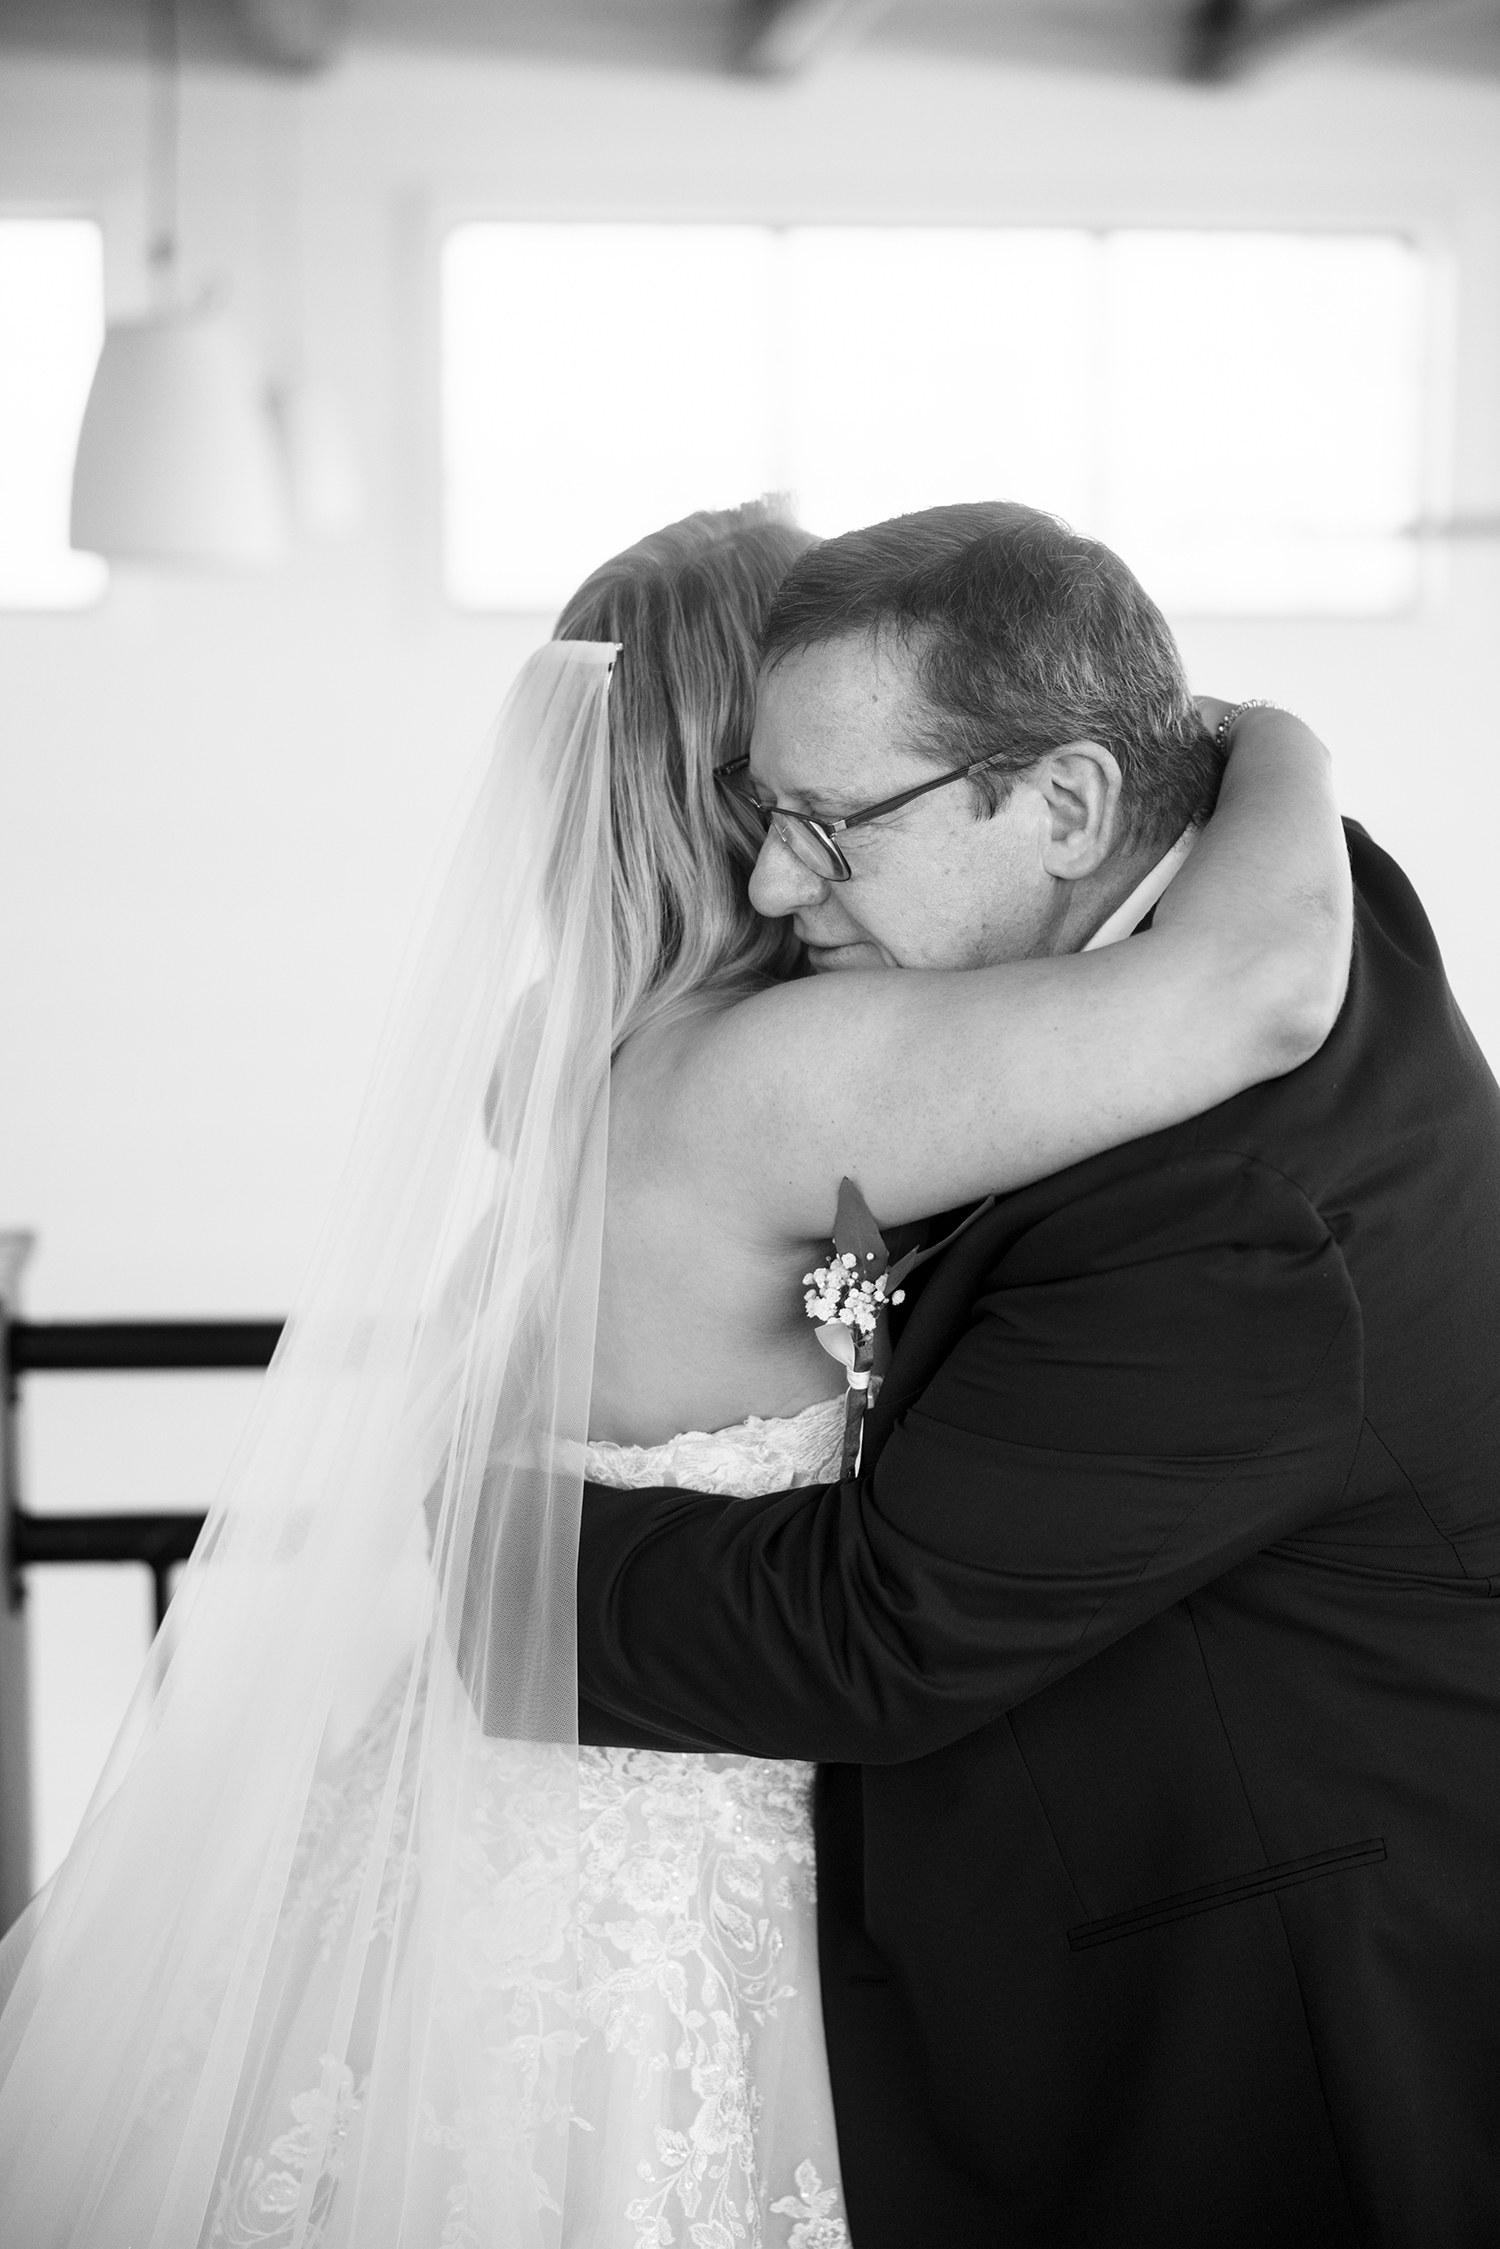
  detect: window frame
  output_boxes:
[430,207,1450,625]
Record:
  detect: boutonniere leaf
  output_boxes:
[832,1174,888,1272]
[885,1243,923,1293]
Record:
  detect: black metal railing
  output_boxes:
[9,1321,283,1376]
[3,1319,283,1629]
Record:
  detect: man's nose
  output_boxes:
[748,828,830,919]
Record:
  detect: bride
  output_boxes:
[0,498,1349,2247]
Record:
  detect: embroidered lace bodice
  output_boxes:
[585,1392,846,1497]
[574,1394,850,2248]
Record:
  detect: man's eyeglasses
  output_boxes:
[713,753,1001,884]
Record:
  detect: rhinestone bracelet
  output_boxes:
[1214,697,1289,752]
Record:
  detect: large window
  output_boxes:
[442,223,1429,617]
[0,218,107,609]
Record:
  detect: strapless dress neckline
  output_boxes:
[585,1391,846,1497]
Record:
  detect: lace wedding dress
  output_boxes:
[572,1391,851,2249]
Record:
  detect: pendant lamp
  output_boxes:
[68,0,291,571]
[71,307,291,568]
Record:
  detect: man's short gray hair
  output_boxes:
[759,501,1223,851]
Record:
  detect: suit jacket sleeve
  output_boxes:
[575,1149,1365,1764]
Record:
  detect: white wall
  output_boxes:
[3,40,1500,1878]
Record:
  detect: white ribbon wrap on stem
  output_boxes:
[814,1319,857,1369]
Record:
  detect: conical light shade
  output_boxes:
[70,307,291,569]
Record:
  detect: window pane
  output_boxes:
[1102,230,1427,614]
[442,223,1430,619]
[442,223,778,612]
[784,227,1099,537]
[0,219,108,609]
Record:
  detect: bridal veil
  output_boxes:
[0,641,619,2246]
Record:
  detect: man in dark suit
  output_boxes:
[575,504,1500,2245]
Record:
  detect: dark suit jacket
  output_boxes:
[576,825,1500,2248]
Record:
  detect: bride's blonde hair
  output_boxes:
[555,499,812,1051]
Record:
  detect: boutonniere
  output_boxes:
[804,1177,922,1479]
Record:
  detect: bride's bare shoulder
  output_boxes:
[611,976,864,1136]
[607,975,894,1240]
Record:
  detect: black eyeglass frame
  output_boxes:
[713,752,1002,883]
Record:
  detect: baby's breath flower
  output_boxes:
[804,1255,896,1341]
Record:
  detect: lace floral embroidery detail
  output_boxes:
[416,1735,581,2244]
[583,1394,846,1501]
[771,2160,850,2249]
[208,2055,360,2248]
[575,1749,818,2244]
[133,1668,416,2157]
[283,1664,422,1959]
[572,1397,852,2248]
[200,1691,580,2248]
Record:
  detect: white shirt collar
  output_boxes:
[1082,828,1198,953]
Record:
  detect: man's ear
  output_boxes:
[1036,741,1124,882]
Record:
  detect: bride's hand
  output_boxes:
[1194,694,1315,756]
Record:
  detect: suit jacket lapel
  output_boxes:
[880,1201,980,1347]
[865,1196,1016,1460]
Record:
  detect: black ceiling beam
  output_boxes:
[228,0,349,73]
[736,0,895,76]
[1184,0,1421,80]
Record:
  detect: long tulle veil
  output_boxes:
[0,640,619,2245]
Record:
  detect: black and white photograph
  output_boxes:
[2,2,1499,2242]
